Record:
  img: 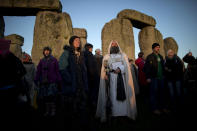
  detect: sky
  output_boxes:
[3,0,197,59]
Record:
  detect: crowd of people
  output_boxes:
[0,36,196,130]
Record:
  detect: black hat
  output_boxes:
[152,43,160,49]
[69,36,80,45]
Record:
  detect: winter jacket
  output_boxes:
[59,45,88,95]
[135,57,147,86]
[94,54,103,77]
[164,55,184,81]
[143,53,165,79]
[84,50,100,88]
[35,55,61,84]
[0,52,26,89]
[183,54,196,65]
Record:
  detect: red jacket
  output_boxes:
[135,58,147,86]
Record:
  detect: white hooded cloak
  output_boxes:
[96,41,137,122]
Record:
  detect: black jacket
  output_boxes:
[94,54,103,77]
[183,54,196,65]
[83,50,100,91]
[59,45,88,95]
[0,52,26,88]
[143,53,165,79]
[164,55,184,81]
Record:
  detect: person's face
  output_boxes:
[110,41,120,54]
[142,55,145,59]
[111,42,118,47]
[167,50,174,59]
[44,50,50,56]
[89,48,93,53]
[188,52,192,56]
[96,50,101,55]
[73,38,80,48]
[153,46,160,53]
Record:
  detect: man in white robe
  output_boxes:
[96,40,137,122]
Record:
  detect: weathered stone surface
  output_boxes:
[4,34,24,59]
[117,9,156,29]
[4,34,24,46]
[155,29,165,57]
[73,28,87,48]
[80,38,87,48]
[32,11,73,65]
[0,16,5,38]
[102,18,135,60]
[0,0,62,16]
[139,26,165,58]
[164,37,178,55]
[73,28,87,38]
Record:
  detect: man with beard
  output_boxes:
[96,40,137,122]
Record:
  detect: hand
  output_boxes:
[114,68,121,74]
[147,79,151,83]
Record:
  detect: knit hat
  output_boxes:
[152,43,160,49]
[69,36,80,45]
[0,39,11,54]
[22,52,32,63]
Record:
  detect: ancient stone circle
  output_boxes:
[0,0,178,64]
[102,9,178,59]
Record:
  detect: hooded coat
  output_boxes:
[35,55,61,84]
[59,45,88,95]
[96,41,137,122]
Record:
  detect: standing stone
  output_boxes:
[73,28,87,48]
[164,37,178,55]
[155,28,165,57]
[102,18,135,60]
[4,34,24,59]
[0,0,62,16]
[139,26,165,58]
[32,11,73,65]
[117,9,156,29]
[0,16,5,38]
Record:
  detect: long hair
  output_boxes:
[69,36,81,52]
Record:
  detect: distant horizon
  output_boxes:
[3,0,197,59]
